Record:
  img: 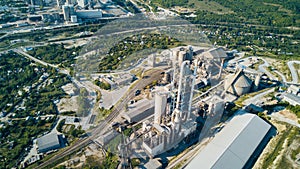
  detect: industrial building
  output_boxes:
[62,4,75,21]
[186,113,276,169]
[122,99,155,123]
[201,47,228,61]
[76,9,102,19]
[141,48,199,157]
[282,93,300,106]
[77,0,88,8]
[97,129,120,145]
[37,133,63,153]
[144,159,162,169]
[287,85,300,96]
[114,74,134,86]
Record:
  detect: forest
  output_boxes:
[28,44,81,68]
[0,52,70,168]
[98,33,181,72]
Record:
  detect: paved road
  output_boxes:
[274,70,287,83]
[242,88,275,106]
[258,57,278,81]
[233,56,299,85]
[13,49,58,68]
[287,61,300,84]
[269,113,300,128]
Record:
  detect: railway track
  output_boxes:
[35,68,166,169]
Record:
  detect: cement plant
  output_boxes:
[1,0,300,169]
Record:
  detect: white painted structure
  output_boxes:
[186,113,273,169]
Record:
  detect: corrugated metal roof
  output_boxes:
[283,93,300,104]
[37,133,60,152]
[186,113,271,169]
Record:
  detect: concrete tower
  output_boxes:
[208,95,225,115]
[154,92,168,124]
[77,0,88,8]
[62,4,75,21]
[187,45,193,61]
[176,61,195,121]
[173,109,182,132]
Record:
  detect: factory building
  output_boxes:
[37,133,63,153]
[287,85,300,96]
[114,74,134,86]
[122,99,154,123]
[70,15,77,23]
[282,93,300,106]
[201,47,228,62]
[142,107,197,157]
[97,130,120,145]
[77,0,88,8]
[142,57,197,157]
[62,4,75,21]
[41,13,61,23]
[76,9,102,19]
[186,113,276,169]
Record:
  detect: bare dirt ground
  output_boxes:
[57,96,78,113]
[253,120,300,169]
[279,109,298,121]
[55,143,105,168]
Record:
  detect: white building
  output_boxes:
[287,85,300,96]
[186,113,275,169]
[122,99,155,123]
[114,74,134,86]
[283,93,300,106]
[37,133,62,153]
[70,15,77,23]
[77,0,88,8]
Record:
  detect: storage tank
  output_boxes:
[224,71,252,96]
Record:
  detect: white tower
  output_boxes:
[154,92,167,124]
[77,0,88,8]
[176,61,194,121]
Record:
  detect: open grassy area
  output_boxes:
[256,122,300,169]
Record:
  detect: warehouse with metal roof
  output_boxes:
[37,133,62,153]
[122,99,154,123]
[186,113,276,169]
